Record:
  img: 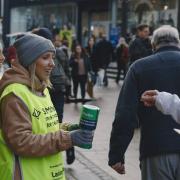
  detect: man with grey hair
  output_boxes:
[108,25,180,180]
[151,25,180,49]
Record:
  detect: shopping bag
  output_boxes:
[87,78,94,98]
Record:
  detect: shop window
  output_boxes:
[126,0,177,33]
[10,3,77,35]
[81,11,110,46]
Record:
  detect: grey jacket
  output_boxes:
[50,48,70,92]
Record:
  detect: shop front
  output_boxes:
[6,0,178,47]
[82,11,110,46]
[3,0,79,47]
[133,0,177,31]
[10,3,77,34]
[81,0,110,46]
[3,0,110,47]
[117,0,178,35]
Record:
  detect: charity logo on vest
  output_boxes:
[47,120,59,128]
[41,106,59,128]
[32,108,41,119]
[51,168,64,178]
[42,106,56,115]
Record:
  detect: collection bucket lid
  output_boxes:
[83,104,100,110]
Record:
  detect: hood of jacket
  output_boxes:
[0,61,45,96]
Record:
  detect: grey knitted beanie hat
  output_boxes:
[14,33,55,67]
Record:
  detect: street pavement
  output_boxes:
[63,79,141,180]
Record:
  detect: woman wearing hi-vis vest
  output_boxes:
[0,34,94,180]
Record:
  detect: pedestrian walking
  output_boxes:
[70,44,92,102]
[86,37,96,69]
[93,33,114,86]
[129,24,152,65]
[58,38,72,103]
[115,37,129,83]
[85,37,97,75]
[108,25,180,180]
[0,34,94,180]
[85,37,97,97]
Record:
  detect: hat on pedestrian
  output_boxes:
[33,27,53,41]
[13,33,55,68]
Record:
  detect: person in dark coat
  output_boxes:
[129,24,152,65]
[85,37,96,71]
[115,37,129,83]
[70,44,92,100]
[93,34,114,86]
[109,25,180,180]
[85,37,97,85]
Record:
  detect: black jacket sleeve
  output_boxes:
[108,65,139,166]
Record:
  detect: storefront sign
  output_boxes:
[109,26,120,47]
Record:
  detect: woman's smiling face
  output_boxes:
[35,51,55,81]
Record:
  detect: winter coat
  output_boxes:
[116,44,129,65]
[0,62,72,180]
[50,48,70,92]
[109,45,180,166]
[129,36,152,64]
[69,54,92,78]
[93,39,114,69]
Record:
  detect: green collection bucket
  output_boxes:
[79,104,100,149]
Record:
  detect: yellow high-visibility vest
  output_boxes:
[0,83,66,180]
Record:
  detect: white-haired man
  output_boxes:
[109,25,180,180]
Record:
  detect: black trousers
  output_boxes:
[116,62,127,82]
[72,75,87,99]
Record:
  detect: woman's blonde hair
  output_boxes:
[28,62,52,93]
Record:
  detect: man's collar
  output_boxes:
[154,44,180,53]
